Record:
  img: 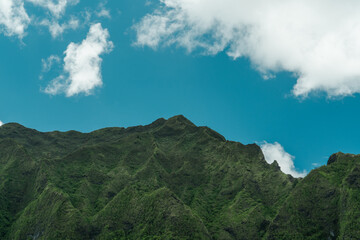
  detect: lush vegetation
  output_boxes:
[0,115,358,239]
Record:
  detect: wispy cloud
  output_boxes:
[26,0,79,18]
[44,23,114,97]
[134,0,360,98]
[39,17,79,38]
[311,162,322,168]
[260,141,306,178]
[95,1,110,18]
[1,0,113,39]
[27,0,80,38]
[0,0,79,39]
[0,0,30,38]
[40,54,61,80]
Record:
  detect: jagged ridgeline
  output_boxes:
[0,115,359,239]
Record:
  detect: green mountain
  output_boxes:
[0,115,358,239]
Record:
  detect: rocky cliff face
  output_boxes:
[0,116,358,239]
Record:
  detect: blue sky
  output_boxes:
[1,0,360,176]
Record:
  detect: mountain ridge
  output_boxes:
[0,115,359,239]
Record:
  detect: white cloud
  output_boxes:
[26,0,79,19]
[134,0,360,98]
[96,8,110,18]
[44,23,114,97]
[260,142,306,178]
[41,54,61,72]
[39,17,78,38]
[0,0,108,39]
[27,0,80,38]
[0,120,3,127]
[96,2,110,18]
[0,0,30,38]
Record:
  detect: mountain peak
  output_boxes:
[0,116,359,239]
[327,152,358,165]
[271,160,281,170]
[1,122,27,129]
[327,152,341,165]
[167,115,195,126]
[0,122,39,138]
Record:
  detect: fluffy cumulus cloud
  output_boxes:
[0,120,3,127]
[134,0,360,97]
[44,23,113,97]
[0,0,30,38]
[260,142,306,178]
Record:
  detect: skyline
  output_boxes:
[1,0,360,177]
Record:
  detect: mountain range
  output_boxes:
[0,115,359,239]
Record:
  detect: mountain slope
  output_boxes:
[266,152,360,240]
[0,116,358,239]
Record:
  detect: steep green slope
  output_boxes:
[266,153,360,240]
[0,115,358,239]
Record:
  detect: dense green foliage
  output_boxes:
[0,115,358,239]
